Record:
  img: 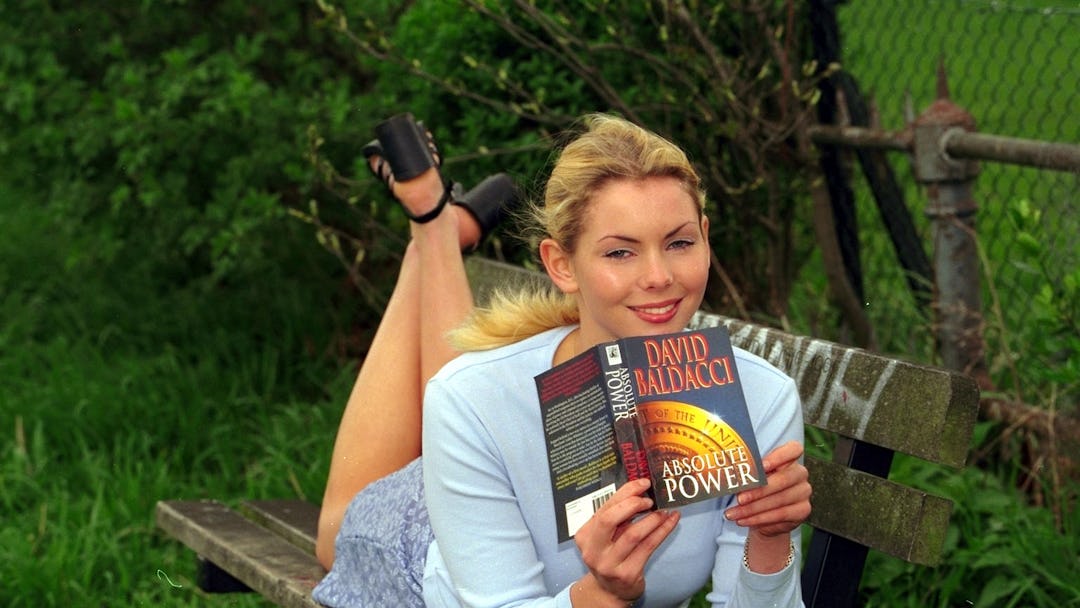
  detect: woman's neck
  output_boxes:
[552,327,581,367]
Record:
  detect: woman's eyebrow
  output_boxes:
[598,222,695,243]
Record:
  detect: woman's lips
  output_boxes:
[630,299,681,323]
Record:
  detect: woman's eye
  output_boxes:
[668,238,695,250]
[604,249,632,259]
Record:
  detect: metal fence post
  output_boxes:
[910,68,989,385]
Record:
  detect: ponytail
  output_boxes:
[449,287,578,352]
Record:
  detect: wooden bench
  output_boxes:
[156,256,980,608]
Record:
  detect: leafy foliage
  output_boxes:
[992,198,1080,406]
[0,1,372,287]
[858,437,1080,607]
[313,0,830,318]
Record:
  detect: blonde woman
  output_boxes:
[315,114,811,607]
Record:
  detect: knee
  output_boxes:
[316,509,341,570]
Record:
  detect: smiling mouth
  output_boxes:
[631,301,679,316]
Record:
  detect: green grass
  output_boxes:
[0,180,357,606]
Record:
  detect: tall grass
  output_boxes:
[0,180,357,606]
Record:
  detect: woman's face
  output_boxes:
[544,175,710,349]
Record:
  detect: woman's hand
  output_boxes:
[572,478,680,606]
[724,440,812,572]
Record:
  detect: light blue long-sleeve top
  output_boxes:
[421,325,805,608]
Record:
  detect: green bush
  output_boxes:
[0,1,373,286]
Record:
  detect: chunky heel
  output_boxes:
[366,114,449,224]
[455,173,520,250]
[374,113,438,182]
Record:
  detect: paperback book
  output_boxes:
[534,326,765,542]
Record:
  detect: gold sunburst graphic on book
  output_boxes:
[638,401,761,496]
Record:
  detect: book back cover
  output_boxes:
[534,348,620,542]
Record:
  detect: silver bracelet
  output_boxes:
[743,539,796,571]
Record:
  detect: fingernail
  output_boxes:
[725,508,737,520]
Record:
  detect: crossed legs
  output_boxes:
[315,165,478,568]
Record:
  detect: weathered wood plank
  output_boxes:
[241,500,320,555]
[689,312,979,468]
[804,457,953,566]
[465,256,554,305]
[156,500,325,608]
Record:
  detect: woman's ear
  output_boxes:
[539,238,579,294]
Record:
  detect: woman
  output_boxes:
[314,114,811,607]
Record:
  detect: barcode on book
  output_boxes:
[564,484,616,538]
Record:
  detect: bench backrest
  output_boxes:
[464,257,980,606]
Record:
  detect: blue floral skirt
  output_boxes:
[312,458,434,607]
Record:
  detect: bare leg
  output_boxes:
[316,166,476,568]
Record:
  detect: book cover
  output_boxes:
[535,326,765,542]
[621,327,766,510]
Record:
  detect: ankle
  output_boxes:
[452,205,483,250]
[397,168,448,220]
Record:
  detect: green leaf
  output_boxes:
[1015,232,1043,258]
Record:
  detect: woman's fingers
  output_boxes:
[762,440,803,474]
[579,478,653,543]
[619,509,680,569]
[724,441,812,536]
[726,481,811,530]
[575,478,681,600]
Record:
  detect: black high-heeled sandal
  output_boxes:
[454,173,520,251]
[362,114,518,240]
[362,116,441,183]
[361,139,392,185]
[364,113,449,224]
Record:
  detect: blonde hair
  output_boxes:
[450,113,706,352]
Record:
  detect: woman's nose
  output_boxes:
[640,252,674,289]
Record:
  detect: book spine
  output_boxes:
[599,342,654,498]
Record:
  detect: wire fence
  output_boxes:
[825,0,1078,406]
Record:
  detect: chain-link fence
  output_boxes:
[822,0,1078,408]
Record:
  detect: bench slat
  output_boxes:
[241,499,320,555]
[689,312,979,468]
[464,256,553,303]
[156,500,325,608]
[804,457,953,566]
